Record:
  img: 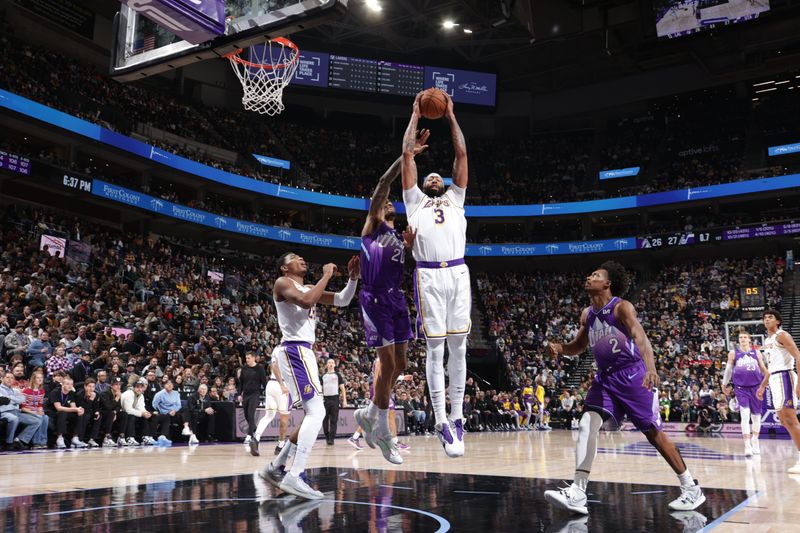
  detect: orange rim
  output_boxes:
[223,37,299,70]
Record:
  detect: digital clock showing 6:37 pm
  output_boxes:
[740,286,765,311]
[62,174,92,193]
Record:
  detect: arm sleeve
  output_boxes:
[333,278,358,307]
[722,364,733,388]
[402,186,425,216]
[446,183,466,208]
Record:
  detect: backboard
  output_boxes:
[111,0,348,82]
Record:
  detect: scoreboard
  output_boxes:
[740,286,766,311]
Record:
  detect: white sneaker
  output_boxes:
[188,434,199,445]
[117,436,127,447]
[182,426,192,436]
[435,422,461,458]
[279,472,324,500]
[260,462,286,488]
[87,439,100,448]
[56,436,66,449]
[126,437,140,446]
[544,483,588,515]
[243,435,252,445]
[374,432,403,465]
[751,438,761,455]
[353,408,377,449]
[788,463,800,474]
[72,437,88,449]
[668,483,705,511]
[548,515,589,533]
[142,436,155,446]
[744,440,753,457]
[102,437,116,447]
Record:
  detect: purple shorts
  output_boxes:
[585,360,663,432]
[734,384,762,412]
[361,288,413,348]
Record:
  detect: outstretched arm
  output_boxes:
[547,308,590,357]
[615,299,659,389]
[363,130,429,237]
[401,93,423,191]
[445,94,468,189]
[318,256,360,307]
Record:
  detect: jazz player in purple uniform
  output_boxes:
[354,130,430,465]
[722,329,768,456]
[544,261,705,515]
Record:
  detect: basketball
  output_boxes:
[419,88,448,119]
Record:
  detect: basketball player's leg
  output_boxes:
[445,264,471,454]
[770,371,800,471]
[610,367,705,510]
[544,378,612,515]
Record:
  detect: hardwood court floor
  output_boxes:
[0,430,797,532]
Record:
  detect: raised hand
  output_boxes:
[322,263,338,278]
[412,91,423,116]
[444,91,455,117]
[413,129,430,155]
[347,255,361,280]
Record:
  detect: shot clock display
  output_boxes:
[740,286,766,311]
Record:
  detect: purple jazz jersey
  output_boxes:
[360,221,405,289]
[733,348,763,387]
[585,297,662,432]
[360,221,413,347]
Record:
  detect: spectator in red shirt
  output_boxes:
[21,370,48,449]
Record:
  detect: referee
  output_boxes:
[239,351,267,454]
[321,359,347,445]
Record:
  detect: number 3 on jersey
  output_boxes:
[434,208,445,224]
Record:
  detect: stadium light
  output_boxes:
[443,20,459,29]
[463,28,473,34]
[365,0,382,12]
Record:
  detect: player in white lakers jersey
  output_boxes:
[757,309,800,473]
[401,91,470,457]
[261,252,360,499]
[250,359,291,457]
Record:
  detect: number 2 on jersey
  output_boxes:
[609,338,621,354]
[434,208,445,224]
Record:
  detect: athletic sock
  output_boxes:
[678,469,694,486]
[272,441,296,468]
[351,431,361,440]
[574,471,589,492]
[425,338,447,426]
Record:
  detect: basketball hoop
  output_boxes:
[224,37,300,116]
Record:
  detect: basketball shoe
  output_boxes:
[279,472,324,500]
[668,482,705,511]
[435,422,461,458]
[544,482,588,515]
[353,408,377,449]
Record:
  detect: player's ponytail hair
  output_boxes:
[599,261,630,297]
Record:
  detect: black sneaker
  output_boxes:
[249,435,260,457]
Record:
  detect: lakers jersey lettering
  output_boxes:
[403,184,467,262]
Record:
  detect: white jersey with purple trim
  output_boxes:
[402,184,467,262]
[274,279,316,344]
[764,328,795,373]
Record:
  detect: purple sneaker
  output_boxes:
[347,437,363,450]
[436,422,460,458]
[448,419,465,457]
[396,442,410,450]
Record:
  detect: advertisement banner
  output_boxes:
[599,167,640,180]
[234,407,406,439]
[292,50,330,88]
[768,142,800,157]
[424,66,496,106]
[252,153,291,170]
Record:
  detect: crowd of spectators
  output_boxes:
[1,21,796,209]
[0,201,789,449]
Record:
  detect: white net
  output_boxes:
[226,37,299,116]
